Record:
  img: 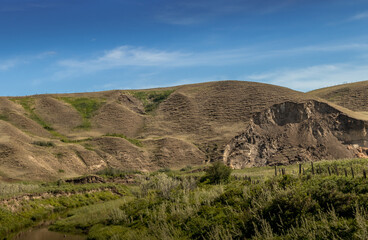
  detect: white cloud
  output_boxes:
[245,64,368,92]
[155,0,302,25]
[36,51,57,59]
[0,59,19,71]
[48,41,368,86]
[59,46,190,70]
[349,11,368,21]
[54,42,368,76]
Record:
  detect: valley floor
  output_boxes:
[2,158,368,239]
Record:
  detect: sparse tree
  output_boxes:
[203,161,232,184]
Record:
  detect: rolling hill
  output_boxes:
[0,80,367,180]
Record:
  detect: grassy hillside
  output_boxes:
[0,81,318,180]
[3,158,368,239]
[308,80,368,112]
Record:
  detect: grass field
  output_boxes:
[2,158,368,239]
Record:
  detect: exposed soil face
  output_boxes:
[224,101,368,168]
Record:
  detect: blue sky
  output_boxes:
[1,0,368,96]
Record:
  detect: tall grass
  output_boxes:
[4,159,368,239]
[49,159,368,240]
[0,182,38,197]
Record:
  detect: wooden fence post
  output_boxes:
[344,168,348,177]
[363,169,367,179]
[311,162,315,175]
[299,164,302,175]
[351,167,355,178]
[275,166,277,176]
[328,166,331,176]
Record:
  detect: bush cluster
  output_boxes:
[53,172,368,240]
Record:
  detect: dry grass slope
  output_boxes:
[308,80,368,112]
[0,80,366,180]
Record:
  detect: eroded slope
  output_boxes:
[0,81,351,180]
[224,100,368,168]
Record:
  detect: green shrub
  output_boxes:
[202,161,232,184]
[32,141,55,147]
[157,167,171,173]
[180,165,193,172]
[96,167,140,178]
[141,173,180,199]
[0,114,9,121]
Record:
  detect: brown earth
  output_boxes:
[92,101,144,137]
[0,80,367,180]
[34,96,83,134]
[223,100,368,168]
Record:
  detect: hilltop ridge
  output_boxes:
[0,80,367,180]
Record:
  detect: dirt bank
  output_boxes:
[224,100,368,168]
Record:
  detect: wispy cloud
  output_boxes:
[349,11,368,21]
[0,59,20,71]
[155,0,300,25]
[0,1,56,12]
[58,46,189,69]
[245,64,368,92]
[0,51,56,71]
[56,42,368,75]
[46,40,368,86]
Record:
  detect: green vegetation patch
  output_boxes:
[61,97,106,129]
[0,181,129,239]
[61,138,92,143]
[104,133,143,147]
[131,90,174,113]
[49,197,134,234]
[0,114,9,121]
[45,159,368,240]
[96,167,141,178]
[201,161,232,184]
[32,141,55,147]
[7,159,368,240]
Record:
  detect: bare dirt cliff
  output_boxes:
[223,100,368,169]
